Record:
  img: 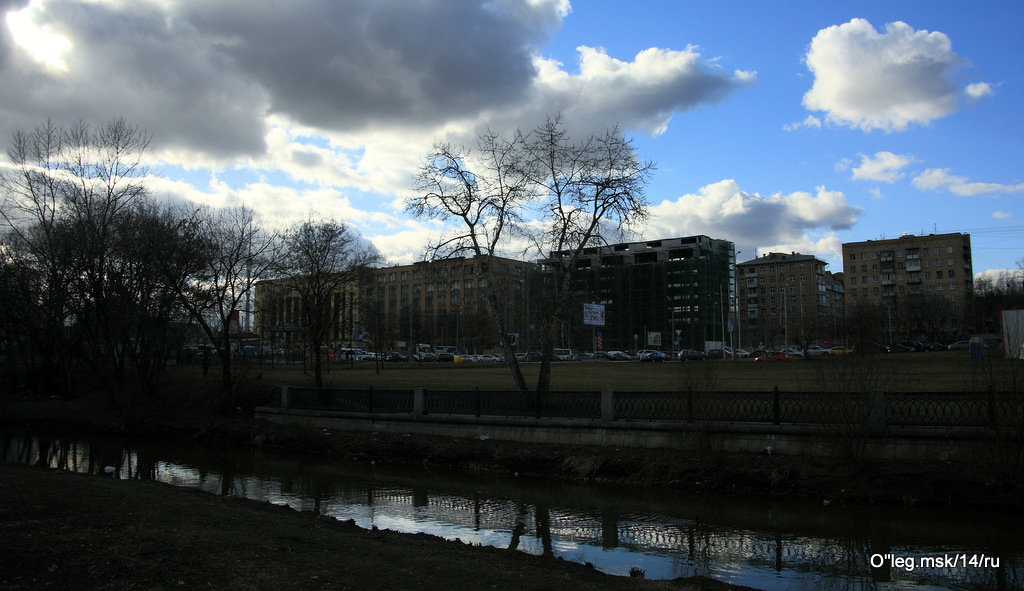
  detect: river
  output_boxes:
[3,431,1020,590]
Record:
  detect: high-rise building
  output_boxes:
[736,252,841,348]
[544,236,735,352]
[842,232,973,340]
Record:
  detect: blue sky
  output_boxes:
[2,0,1022,277]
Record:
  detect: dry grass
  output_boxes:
[168,350,1015,395]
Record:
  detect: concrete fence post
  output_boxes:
[281,386,289,410]
[413,387,425,416]
[601,388,615,422]
[868,389,886,432]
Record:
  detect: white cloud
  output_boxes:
[755,233,844,265]
[992,211,1013,220]
[526,45,755,137]
[966,82,995,101]
[850,151,916,182]
[643,180,861,262]
[783,115,822,131]
[912,168,1024,196]
[802,19,963,131]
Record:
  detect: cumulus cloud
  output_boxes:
[912,168,1024,196]
[1,0,751,163]
[527,45,755,137]
[1,0,756,263]
[965,82,995,101]
[783,115,822,131]
[993,211,1013,220]
[802,19,963,131]
[642,180,861,262]
[850,151,916,182]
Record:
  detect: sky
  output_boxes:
[2,0,1022,279]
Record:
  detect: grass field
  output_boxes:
[179,350,1023,395]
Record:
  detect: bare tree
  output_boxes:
[410,116,652,393]
[410,129,533,391]
[521,116,653,393]
[278,219,379,387]
[162,205,279,405]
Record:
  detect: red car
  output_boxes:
[754,351,794,362]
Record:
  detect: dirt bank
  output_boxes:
[0,465,757,591]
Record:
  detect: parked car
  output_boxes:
[723,346,749,358]
[947,340,971,351]
[706,349,725,360]
[413,352,437,362]
[784,346,804,357]
[678,349,706,361]
[754,351,794,362]
[606,350,631,361]
[385,352,407,362]
[804,345,833,357]
[638,350,667,362]
[894,340,926,352]
[830,345,853,355]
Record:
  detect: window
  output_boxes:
[388,272,397,282]
[936,271,943,279]
[400,271,409,281]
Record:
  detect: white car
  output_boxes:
[723,346,749,358]
[804,345,833,357]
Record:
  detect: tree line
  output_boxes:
[0,119,378,412]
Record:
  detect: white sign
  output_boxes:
[582,303,605,327]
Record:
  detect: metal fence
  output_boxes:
[282,386,1023,428]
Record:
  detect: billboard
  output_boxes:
[582,303,605,327]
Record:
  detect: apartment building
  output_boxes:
[842,232,973,340]
[254,272,365,351]
[736,252,841,347]
[367,255,530,353]
[544,236,735,352]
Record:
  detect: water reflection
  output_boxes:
[3,432,1020,590]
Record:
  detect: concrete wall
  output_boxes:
[254,406,1004,462]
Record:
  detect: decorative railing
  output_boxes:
[280,386,1023,429]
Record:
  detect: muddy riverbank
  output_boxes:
[1,464,761,590]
